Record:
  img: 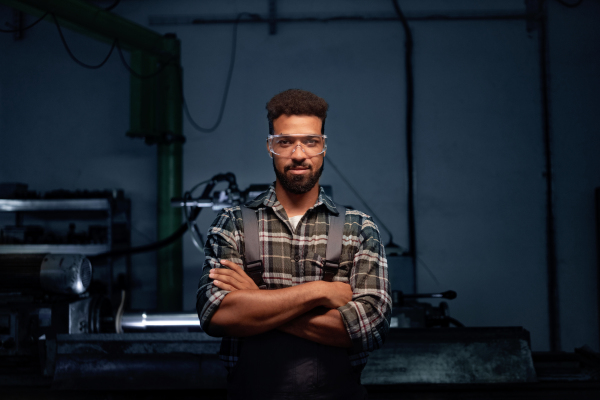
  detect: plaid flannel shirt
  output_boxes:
[196,185,391,372]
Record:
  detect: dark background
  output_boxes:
[1,0,599,353]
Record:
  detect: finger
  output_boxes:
[212,269,259,291]
[215,275,254,291]
[219,259,255,283]
[210,270,246,288]
[217,260,251,280]
[211,267,246,283]
[213,279,237,292]
[221,259,244,272]
[219,259,243,270]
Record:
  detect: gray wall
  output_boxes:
[1,0,598,352]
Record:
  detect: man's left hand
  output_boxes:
[209,259,260,291]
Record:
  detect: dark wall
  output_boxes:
[1,0,599,352]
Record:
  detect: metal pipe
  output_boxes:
[157,35,184,312]
[148,12,529,27]
[127,50,159,141]
[121,312,199,330]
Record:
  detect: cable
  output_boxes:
[105,0,121,11]
[89,221,191,261]
[556,0,584,7]
[186,178,212,196]
[116,40,174,79]
[183,192,205,254]
[391,0,418,278]
[87,1,121,12]
[0,12,49,33]
[417,256,441,287]
[115,290,126,334]
[6,7,236,132]
[182,180,213,254]
[327,156,398,246]
[4,12,171,77]
[89,175,233,261]
[52,14,117,69]
[183,12,259,133]
[391,0,416,254]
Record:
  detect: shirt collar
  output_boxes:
[244,183,340,215]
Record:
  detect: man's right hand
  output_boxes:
[319,281,353,309]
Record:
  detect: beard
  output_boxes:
[273,159,324,194]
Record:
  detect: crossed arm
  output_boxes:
[206,259,353,348]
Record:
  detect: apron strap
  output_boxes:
[241,206,265,287]
[323,205,345,282]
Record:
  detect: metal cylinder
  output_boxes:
[121,312,199,330]
[0,254,91,294]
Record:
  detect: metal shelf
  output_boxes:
[0,195,130,298]
[0,199,111,212]
[0,244,110,255]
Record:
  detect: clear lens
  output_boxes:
[268,134,327,157]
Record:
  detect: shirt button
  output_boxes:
[294,255,300,262]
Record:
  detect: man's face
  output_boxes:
[269,115,324,195]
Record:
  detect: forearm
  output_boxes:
[277,307,352,348]
[207,281,326,337]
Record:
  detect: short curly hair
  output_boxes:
[266,89,329,135]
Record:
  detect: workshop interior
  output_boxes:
[1,0,600,398]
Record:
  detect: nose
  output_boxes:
[290,143,308,161]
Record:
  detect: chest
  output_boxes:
[252,208,353,288]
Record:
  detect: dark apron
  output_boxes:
[227,330,367,400]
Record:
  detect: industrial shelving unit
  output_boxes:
[0,196,131,299]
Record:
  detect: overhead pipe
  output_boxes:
[1,0,170,56]
[148,11,530,27]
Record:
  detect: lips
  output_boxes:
[288,167,309,175]
[285,164,311,173]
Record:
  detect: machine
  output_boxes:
[4,174,592,389]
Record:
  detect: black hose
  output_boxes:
[391,0,417,276]
[89,208,201,262]
[89,173,238,261]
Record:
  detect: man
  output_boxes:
[196,89,391,399]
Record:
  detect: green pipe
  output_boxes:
[157,35,184,311]
[128,50,158,141]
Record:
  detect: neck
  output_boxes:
[275,180,320,217]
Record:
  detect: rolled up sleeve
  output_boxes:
[338,217,392,353]
[196,208,244,334]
